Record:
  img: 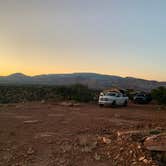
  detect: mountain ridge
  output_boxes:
[0,73,165,91]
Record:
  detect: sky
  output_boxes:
[0,0,166,81]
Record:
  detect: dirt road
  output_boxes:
[0,102,165,166]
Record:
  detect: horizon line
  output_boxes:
[1,72,165,82]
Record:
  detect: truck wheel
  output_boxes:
[123,100,128,107]
[99,104,104,107]
[111,101,116,107]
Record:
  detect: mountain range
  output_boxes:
[0,73,165,91]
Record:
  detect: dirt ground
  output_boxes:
[0,102,166,166]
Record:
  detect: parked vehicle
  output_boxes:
[133,93,152,104]
[98,91,129,107]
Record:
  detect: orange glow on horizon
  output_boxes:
[0,68,165,82]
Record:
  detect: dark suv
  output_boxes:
[133,93,152,104]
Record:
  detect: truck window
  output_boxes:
[107,93,116,96]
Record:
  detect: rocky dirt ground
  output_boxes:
[0,102,165,166]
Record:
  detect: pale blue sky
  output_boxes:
[0,0,166,80]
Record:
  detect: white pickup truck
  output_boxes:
[98,91,129,107]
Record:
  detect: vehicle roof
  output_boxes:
[103,88,121,93]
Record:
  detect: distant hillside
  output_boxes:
[0,73,165,91]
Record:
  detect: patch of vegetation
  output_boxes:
[0,84,99,104]
[149,129,161,135]
[151,86,166,105]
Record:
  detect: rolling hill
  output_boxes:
[0,73,165,91]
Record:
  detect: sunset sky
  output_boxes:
[0,0,166,81]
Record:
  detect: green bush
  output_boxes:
[0,84,98,104]
[151,86,166,105]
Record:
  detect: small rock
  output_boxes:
[144,133,166,151]
[59,158,66,164]
[24,120,40,124]
[131,161,137,165]
[27,147,35,155]
[143,159,148,164]
[60,102,73,107]
[106,152,111,158]
[137,145,141,149]
[94,153,101,161]
[120,147,124,151]
[114,154,120,160]
[139,156,145,161]
[102,137,111,144]
[130,150,133,154]
[41,100,45,104]
[73,103,81,107]
[61,144,72,152]
[35,132,55,139]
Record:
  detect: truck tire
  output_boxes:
[99,104,104,107]
[123,100,128,107]
[111,101,116,107]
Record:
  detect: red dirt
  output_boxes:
[0,102,165,166]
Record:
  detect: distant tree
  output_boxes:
[151,86,166,105]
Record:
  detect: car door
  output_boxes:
[116,93,123,105]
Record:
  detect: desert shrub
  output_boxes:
[0,84,97,104]
[69,84,95,102]
[126,89,136,100]
[151,86,166,105]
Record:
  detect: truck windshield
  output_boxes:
[106,93,117,96]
